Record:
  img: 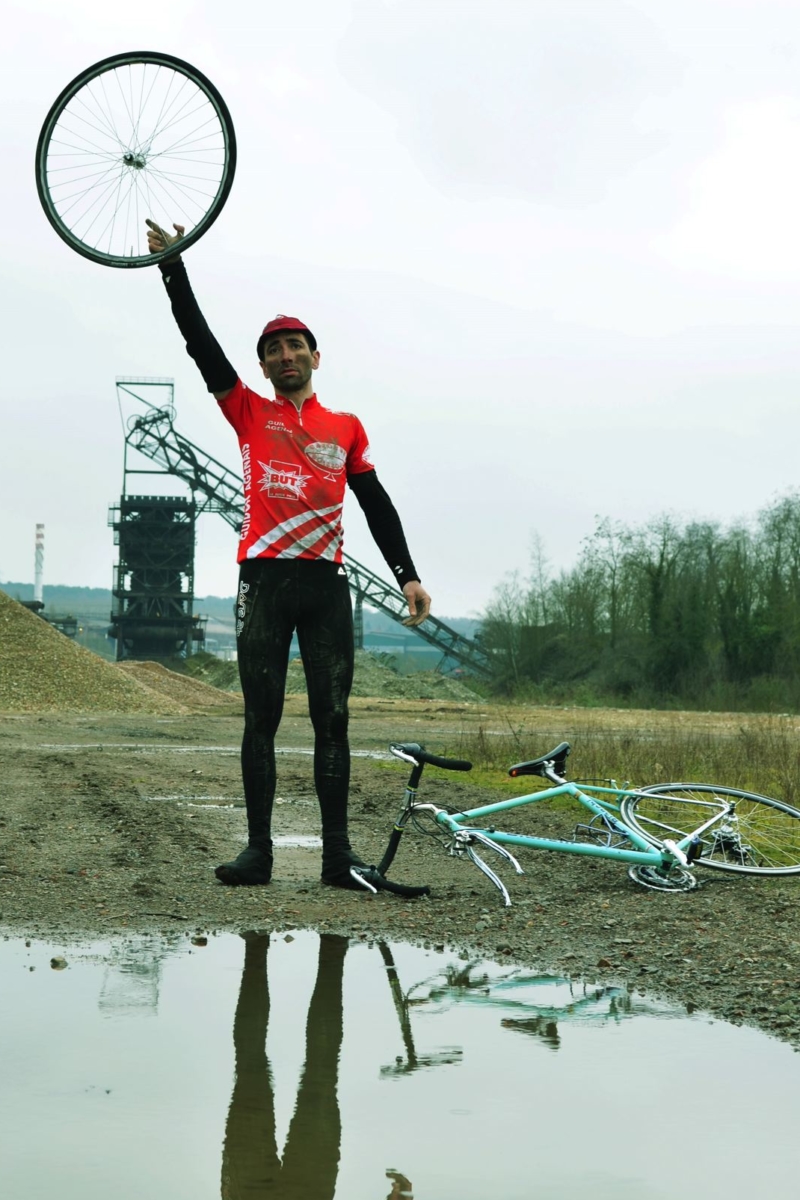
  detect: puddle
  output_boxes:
[0,931,797,1199]
[33,745,391,760]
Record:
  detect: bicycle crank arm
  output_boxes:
[466,845,512,906]
[467,830,525,875]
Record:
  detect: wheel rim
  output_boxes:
[36,53,235,267]
[624,784,800,875]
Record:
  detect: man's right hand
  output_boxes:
[146,218,184,261]
[385,1170,413,1199]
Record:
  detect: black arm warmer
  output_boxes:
[347,469,420,590]
[158,259,238,394]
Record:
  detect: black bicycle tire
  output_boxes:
[621,782,800,875]
[35,50,236,268]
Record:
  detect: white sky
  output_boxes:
[3,0,800,617]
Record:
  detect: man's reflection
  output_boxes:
[221,932,414,1200]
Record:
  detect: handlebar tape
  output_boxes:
[391,742,472,772]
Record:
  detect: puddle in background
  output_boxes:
[0,931,798,1200]
[33,745,391,760]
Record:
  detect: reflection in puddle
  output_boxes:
[1,932,798,1199]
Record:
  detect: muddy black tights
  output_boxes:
[235,559,355,855]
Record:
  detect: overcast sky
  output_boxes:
[4,0,800,617]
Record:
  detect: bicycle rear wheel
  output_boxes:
[35,51,236,267]
[621,783,800,875]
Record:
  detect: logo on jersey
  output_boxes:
[236,580,250,637]
[259,459,310,501]
[305,441,347,477]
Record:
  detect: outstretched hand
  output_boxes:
[145,218,185,260]
[386,1169,414,1199]
[401,581,431,627]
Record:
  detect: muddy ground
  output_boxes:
[2,697,800,1048]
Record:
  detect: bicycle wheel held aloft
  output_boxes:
[35,51,236,267]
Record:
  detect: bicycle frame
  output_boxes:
[442,781,683,862]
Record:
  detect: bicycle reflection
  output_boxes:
[220,932,415,1200]
[219,934,662,1197]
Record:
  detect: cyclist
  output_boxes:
[146,219,431,890]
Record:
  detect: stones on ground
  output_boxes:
[50,956,68,970]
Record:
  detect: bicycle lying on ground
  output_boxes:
[348,741,800,904]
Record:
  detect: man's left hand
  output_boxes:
[401,581,431,627]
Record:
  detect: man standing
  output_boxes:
[146,220,430,891]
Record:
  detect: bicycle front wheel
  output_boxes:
[621,783,800,875]
[35,51,236,267]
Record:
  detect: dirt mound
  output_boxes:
[117,661,241,710]
[285,649,480,701]
[0,590,173,714]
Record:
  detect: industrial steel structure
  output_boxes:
[109,379,205,661]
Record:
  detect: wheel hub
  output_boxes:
[123,151,147,169]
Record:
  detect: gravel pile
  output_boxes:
[0,590,173,714]
[285,649,480,701]
[118,661,241,711]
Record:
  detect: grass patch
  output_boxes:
[443,716,800,805]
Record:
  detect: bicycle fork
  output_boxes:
[384,796,525,906]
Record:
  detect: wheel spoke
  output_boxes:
[145,102,218,155]
[97,72,129,148]
[130,63,161,149]
[47,163,125,192]
[76,80,128,148]
[57,104,124,152]
[74,170,133,244]
[104,168,128,254]
[50,126,120,159]
[147,164,219,206]
[141,166,202,226]
[56,163,124,222]
[141,72,192,155]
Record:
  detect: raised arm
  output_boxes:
[145,220,237,401]
[347,469,431,626]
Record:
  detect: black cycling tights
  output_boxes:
[235,559,354,850]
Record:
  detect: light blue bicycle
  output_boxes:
[356,741,800,905]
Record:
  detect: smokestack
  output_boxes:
[34,524,44,605]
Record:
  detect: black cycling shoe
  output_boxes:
[215,845,273,886]
[321,831,371,889]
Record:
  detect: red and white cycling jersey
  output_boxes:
[218,379,373,564]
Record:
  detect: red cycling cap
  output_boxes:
[257,314,317,358]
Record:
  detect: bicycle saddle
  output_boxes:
[508,741,571,779]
